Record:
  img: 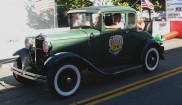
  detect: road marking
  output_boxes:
[70,66,182,105]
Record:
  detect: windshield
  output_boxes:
[70,13,100,29]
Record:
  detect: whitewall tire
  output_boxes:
[142,47,159,72]
[48,64,81,97]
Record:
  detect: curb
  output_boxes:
[0,58,16,66]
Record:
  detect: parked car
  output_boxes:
[153,12,166,21]
[141,10,156,21]
[11,6,165,98]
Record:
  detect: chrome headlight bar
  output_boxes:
[42,40,52,53]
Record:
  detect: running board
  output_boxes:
[99,64,142,75]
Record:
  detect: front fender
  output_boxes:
[13,48,29,62]
[13,48,35,70]
[44,52,82,66]
[44,52,105,74]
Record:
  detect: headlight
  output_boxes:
[25,38,33,49]
[42,40,51,53]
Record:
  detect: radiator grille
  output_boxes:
[35,35,45,70]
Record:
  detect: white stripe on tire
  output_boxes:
[54,64,81,96]
[145,48,159,71]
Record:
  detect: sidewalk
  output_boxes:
[0,38,182,92]
[163,38,182,51]
[0,27,70,60]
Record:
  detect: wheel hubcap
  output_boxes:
[147,51,157,68]
[57,69,77,92]
[66,76,72,83]
[152,57,155,61]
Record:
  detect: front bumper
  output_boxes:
[11,66,47,81]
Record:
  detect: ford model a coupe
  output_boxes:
[11,6,165,97]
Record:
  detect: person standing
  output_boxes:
[137,12,145,30]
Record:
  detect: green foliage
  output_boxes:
[55,0,93,11]
[151,0,165,11]
[112,0,140,10]
[55,0,165,12]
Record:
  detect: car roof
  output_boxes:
[68,6,136,14]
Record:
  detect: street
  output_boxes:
[0,38,182,105]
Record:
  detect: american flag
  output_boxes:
[141,0,154,10]
[33,0,55,13]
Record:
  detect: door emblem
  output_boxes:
[109,35,123,55]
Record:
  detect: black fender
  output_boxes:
[140,39,165,61]
[44,52,104,74]
[13,48,35,70]
[13,48,30,62]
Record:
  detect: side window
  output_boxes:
[104,13,126,30]
[120,13,126,25]
[128,13,136,28]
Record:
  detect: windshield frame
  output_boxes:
[69,13,101,30]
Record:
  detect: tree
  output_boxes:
[150,0,165,11]
[55,0,165,12]
[112,0,165,11]
[55,0,93,11]
[112,0,140,10]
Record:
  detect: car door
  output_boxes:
[102,12,141,65]
[89,12,143,67]
[102,12,128,65]
[103,30,136,65]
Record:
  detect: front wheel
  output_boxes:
[48,64,81,98]
[142,47,159,72]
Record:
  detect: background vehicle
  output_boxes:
[11,6,165,98]
[152,12,166,21]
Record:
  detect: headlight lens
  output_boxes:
[25,38,33,49]
[42,40,51,53]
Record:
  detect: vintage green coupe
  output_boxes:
[11,6,165,98]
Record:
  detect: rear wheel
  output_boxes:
[13,58,35,85]
[142,47,159,72]
[48,64,81,98]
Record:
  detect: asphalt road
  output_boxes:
[0,39,182,105]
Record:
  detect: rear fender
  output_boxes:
[141,39,165,61]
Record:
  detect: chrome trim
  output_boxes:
[11,66,47,81]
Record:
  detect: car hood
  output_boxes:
[35,28,100,41]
